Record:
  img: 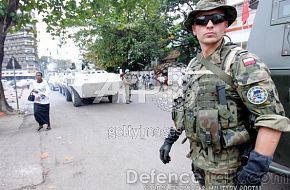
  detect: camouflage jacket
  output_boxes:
[173,40,290,172]
[123,73,132,86]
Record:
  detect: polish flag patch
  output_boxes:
[242,57,256,66]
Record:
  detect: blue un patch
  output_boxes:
[247,86,268,105]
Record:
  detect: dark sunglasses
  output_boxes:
[194,13,226,25]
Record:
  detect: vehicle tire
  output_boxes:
[65,88,72,102]
[59,85,63,94]
[50,84,55,91]
[62,87,66,96]
[71,88,82,107]
[108,93,118,103]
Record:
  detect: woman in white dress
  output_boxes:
[29,72,51,131]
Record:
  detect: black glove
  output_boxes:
[236,150,272,187]
[159,129,181,164]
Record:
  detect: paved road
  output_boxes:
[0,89,197,190]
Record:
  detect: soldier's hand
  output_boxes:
[159,128,181,164]
[159,143,172,164]
[236,150,272,187]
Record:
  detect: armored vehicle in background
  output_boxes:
[60,69,122,107]
[247,0,290,188]
[47,73,60,91]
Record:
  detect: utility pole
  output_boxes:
[12,58,19,110]
[6,56,22,110]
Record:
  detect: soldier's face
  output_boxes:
[192,9,228,46]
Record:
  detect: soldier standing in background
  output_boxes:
[159,0,290,189]
[123,69,132,104]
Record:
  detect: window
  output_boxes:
[279,0,290,18]
[271,0,290,25]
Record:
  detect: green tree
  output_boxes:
[73,0,171,71]
[161,0,200,64]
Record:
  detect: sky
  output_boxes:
[36,19,81,64]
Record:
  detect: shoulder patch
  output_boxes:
[242,57,256,66]
[247,86,268,105]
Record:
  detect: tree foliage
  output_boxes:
[161,0,200,64]
[71,0,172,71]
[70,0,200,69]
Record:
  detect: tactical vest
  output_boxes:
[183,44,251,162]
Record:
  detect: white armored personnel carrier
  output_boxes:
[61,69,122,107]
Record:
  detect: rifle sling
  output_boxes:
[201,59,236,89]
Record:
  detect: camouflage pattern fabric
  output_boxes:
[231,52,290,132]
[173,40,290,187]
[222,126,250,148]
[183,0,237,31]
[123,73,132,86]
[123,73,132,102]
[196,109,221,154]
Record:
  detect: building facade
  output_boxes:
[3,25,38,70]
[2,25,38,80]
[226,0,257,48]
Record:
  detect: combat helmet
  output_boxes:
[184,0,237,31]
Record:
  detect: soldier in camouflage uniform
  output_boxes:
[123,69,132,104]
[159,0,290,189]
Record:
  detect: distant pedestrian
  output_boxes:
[131,74,138,90]
[138,75,143,89]
[29,72,51,131]
[158,74,165,92]
[145,74,150,89]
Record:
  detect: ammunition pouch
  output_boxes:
[222,126,250,148]
[196,109,221,161]
[195,109,250,161]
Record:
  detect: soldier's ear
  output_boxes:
[192,25,197,36]
[224,20,229,28]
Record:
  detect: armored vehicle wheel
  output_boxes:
[108,93,118,103]
[65,88,72,102]
[59,86,63,94]
[108,95,113,103]
[71,88,82,107]
[62,87,66,96]
[50,84,55,91]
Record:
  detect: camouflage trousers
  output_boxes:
[124,85,131,102]
[192,163,238,190]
